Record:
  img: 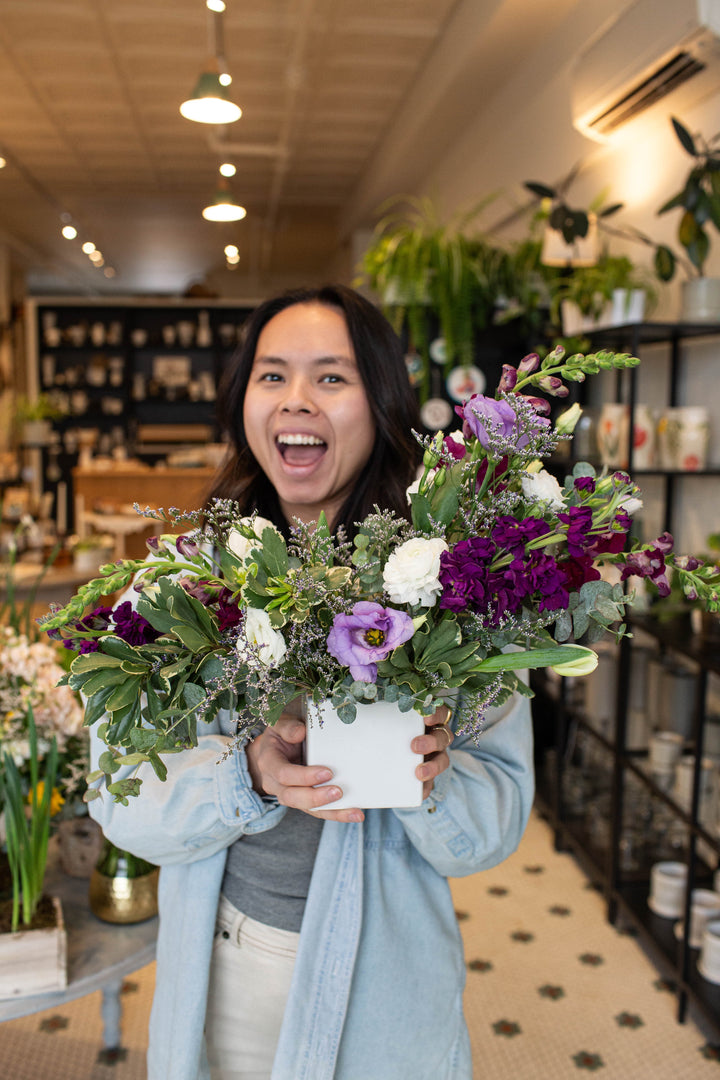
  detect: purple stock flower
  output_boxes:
[620,537,674,597]
[326,601,415,682]
[491,515,550,555]
[439,538,496,613]
[112,600,161,646]
[558,506,595,557]
[217,588,242,631]
[574,476,596,494]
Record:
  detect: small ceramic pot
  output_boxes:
[648,861,687,918]
[698,918,720,983]
[676,889,720,949]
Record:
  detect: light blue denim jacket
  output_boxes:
[89,693,533,1080]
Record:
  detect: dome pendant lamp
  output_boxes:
[202,178,247,222]
[180,59,242,125]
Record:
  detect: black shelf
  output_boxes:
[533,317,720,1038]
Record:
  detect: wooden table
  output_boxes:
[0,847,157,1050]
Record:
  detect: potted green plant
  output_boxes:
[15,393,66,446]
[551,252,657,335]
[357,194,507,399]
[0,708,68,996]
[657,116,720,321]
[68,532,115,573]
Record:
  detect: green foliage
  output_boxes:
[0,708,59,931]
[657,116,720,276]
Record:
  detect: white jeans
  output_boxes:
[205,894,300,1080]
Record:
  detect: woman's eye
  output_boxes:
[259,372,283,382]
[320,374,343,384]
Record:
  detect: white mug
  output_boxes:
[648,861,687,918]
[631,405,656,469]
[648,731,684,771]
[676,889,720,949]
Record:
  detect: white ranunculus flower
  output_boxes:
[227,516,278,562]
[520,468,565,511]
[240,608,287,667]
[382,537,449,608]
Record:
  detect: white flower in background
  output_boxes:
[383,537,449,607]
[240,608,287,667]
[227,516,278,562]
[521,468,565,511]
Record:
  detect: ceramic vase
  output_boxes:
[304,698,425,810]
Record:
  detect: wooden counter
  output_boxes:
[73,466,216,558]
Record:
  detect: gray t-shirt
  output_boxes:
[221,808,324,932]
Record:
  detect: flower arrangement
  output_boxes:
[40,347,720,805]
[0,627,87,814]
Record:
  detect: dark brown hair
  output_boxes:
[205,285,421,537]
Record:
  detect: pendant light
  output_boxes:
[202,178,246,221]
[180,59,241,124]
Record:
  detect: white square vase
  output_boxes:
[0,896,67,998]
[305,698,425,810]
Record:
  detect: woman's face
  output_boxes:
[243,301,376,527]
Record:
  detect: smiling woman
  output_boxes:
[86,284,535,1080]
[241,302,376,527]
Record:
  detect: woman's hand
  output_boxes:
[245,713,365,824]
[411,704,454,801]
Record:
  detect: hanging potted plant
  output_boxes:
[0,709,67,997]
[357,194,507,400]
[657,116,720,321]
[550,252,657,335]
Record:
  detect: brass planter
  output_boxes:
[89,866,159,924]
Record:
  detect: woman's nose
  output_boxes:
[280,377,316,413]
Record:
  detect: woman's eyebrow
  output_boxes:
[254,354,354,367]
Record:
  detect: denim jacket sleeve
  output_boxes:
[88,716,286,866]
[393,691,534,878]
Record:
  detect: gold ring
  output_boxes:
[437,721,453,750]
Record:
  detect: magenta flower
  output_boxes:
[327,601,415,682]
[112,601,161,646]
[620,533,674,597]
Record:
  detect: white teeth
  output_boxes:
[277,434,325,446]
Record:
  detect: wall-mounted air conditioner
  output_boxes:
[571,0,720,141]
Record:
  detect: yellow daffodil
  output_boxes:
[27,781,65,816]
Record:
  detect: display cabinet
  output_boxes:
[23,298,257,534]
[533,319,720,1036]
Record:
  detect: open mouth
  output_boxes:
[276,433,327,467]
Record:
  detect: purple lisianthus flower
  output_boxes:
[326,601,415,682]
[176,535,200,558]
[456,395,521,448]
[180,577,215,606]
[112,600,161,646]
